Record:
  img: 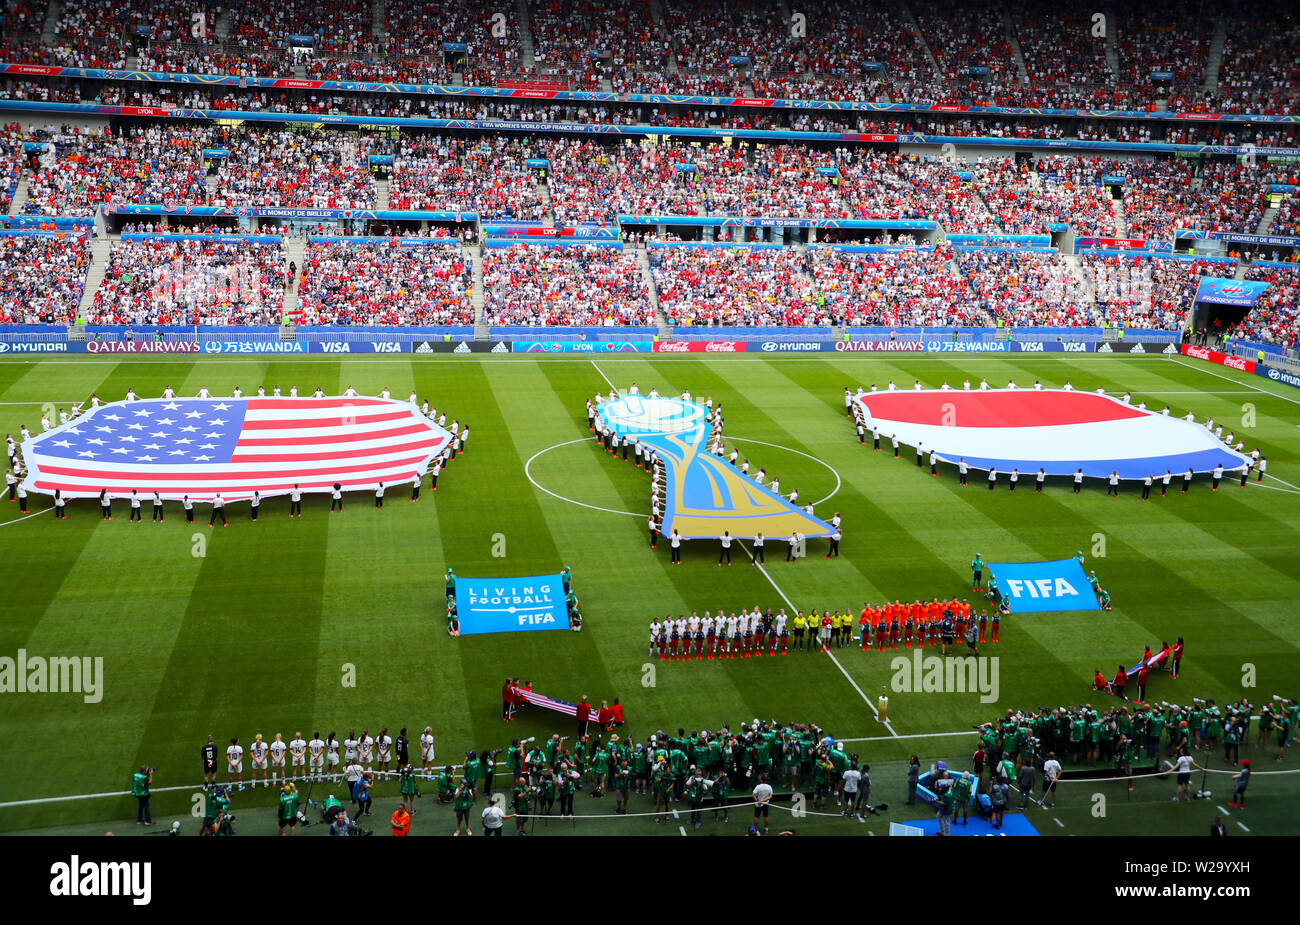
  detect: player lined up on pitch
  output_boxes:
[648,598,1003,661]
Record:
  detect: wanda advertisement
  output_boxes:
[651,340,748,353]
[1180,344,1256,373]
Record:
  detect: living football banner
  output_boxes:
[457,573,569,635]
[986,559,1099,613]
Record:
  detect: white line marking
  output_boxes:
[839,730,975,743]
[678,825,687,836]
[727,436,842,507]
[1237,821,1250,833]
[1170,358,1300,406]
[1217,805,1232,816]
[0,400,84,405]
[1053,817,1065,828]
[1264,473,1300,492]
[524,437,643,517]
[0,505,52,526]
[736,537,898,736]
[591,360,617,392]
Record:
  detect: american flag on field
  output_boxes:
[21,397,452,502]
[508,686,589,720]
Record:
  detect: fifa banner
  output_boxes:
[597,395,833,540]
[1194,277,1270,307]
[985,560,1099,614]
[457,573,569,635]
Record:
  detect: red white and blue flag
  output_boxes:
[21,396,451,502]
[508,686,590,720]
[857,389,1250,480]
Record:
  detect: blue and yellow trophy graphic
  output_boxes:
[597,395,834,540]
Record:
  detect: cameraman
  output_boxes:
[132,765,156,827]
[399,763,419,815]
[329,808,354,836]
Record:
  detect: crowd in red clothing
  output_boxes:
[482,243,653,326]
[297,240,473,326]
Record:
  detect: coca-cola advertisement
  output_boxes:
[651,340,748,353]
[1180,344,1255,373]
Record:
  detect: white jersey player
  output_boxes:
[249,734,269,787]
[290,732,308,780]
[306,734,324,781]
[226,737,245,789]
[376,729,393,778]
[269,733,287,784]
[420,726,436,778]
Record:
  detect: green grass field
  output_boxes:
[1,352,1298,837]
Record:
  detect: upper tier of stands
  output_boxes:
[2,0,1297,115]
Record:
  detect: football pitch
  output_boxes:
[1,352,1298,837]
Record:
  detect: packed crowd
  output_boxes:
[0,232,92,324]
[389,136,543,219]
[211,129,377,209]
[22,125,210,216]
[811,246,985,327]
[297,241,473,326]
[88,236,288,325]
[1082,254,1234,331]
[955,248,1093,327]
[482,244,653,326]
[652,246,820,326]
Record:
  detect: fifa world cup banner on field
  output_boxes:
[651,340,747,353]
[457,573,569,635]
[985,560,1099,614]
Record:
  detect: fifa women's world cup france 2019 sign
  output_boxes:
[596,394,833,541]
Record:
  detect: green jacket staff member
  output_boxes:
[132,765,155,826]
[277,783,300,836]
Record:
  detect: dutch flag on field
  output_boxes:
[857,390,1250,480]
[20,397,452,502]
